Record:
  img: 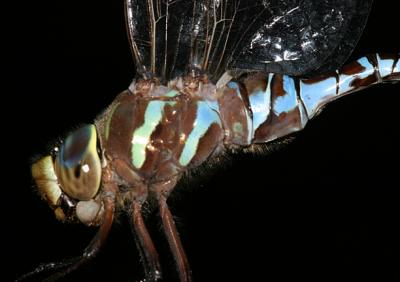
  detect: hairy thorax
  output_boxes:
[96,75,226,193]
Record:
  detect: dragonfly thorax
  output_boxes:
[98,81,225,193]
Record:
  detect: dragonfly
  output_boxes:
[17,0,399,281]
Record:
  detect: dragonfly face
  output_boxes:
[32,124,104,225]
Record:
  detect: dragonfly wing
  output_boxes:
[300,0,374,77]
[229,0,373,77]
[125,0,373,82]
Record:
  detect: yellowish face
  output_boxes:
[31,124,104,226]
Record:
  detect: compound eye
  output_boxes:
[55,124,101,201]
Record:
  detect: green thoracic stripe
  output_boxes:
[131,101,176,169]
[165,90,179,97]
[104,102,120,141]
[179,102,221,166]
[131,101,165,168]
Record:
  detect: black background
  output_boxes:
[9,1,400,282]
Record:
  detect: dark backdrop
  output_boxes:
[10,1,400,282]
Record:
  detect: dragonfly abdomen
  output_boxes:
[300,53,399,119]
[222,53,399,146]
[218,72,308,146]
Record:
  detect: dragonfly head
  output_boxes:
[31,124,103,226]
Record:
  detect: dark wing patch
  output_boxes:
[125,0,373,82]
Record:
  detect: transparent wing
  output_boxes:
[302,0,373,77]
[125,0,373,82]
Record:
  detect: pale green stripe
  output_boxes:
[131,101,165,168]
[179,102,221,166]
[165,90,179,97]
[104,102,120,141]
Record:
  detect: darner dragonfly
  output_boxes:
[17,0,395,282]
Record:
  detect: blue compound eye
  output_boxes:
[55,124,101,201]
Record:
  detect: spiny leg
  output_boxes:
[130,200,162,281]
[16,193,116,282]
[158,195,192,282]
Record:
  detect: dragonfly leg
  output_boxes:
[150,176,192,282]
[16,189,116,282]
[129,200,162,281]
[158,194,192,282]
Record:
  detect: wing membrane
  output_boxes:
[125,0,373,82]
